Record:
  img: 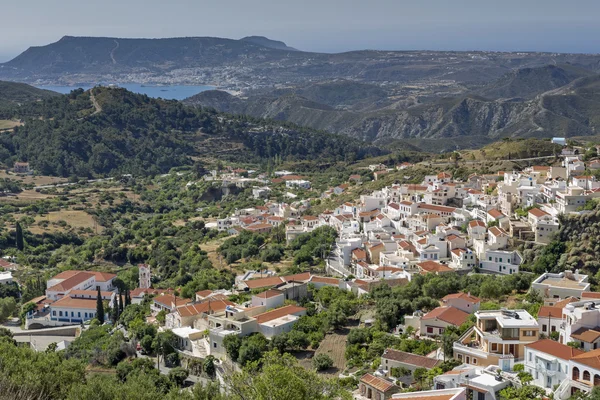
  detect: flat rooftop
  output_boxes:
[538,276,588,289]
[477,310,539,327]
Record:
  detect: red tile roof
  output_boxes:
[442,292,480,303]
[254,289,284,299]
[47,272,95,292]
[244,276,285,289]
[422,306,470,326]
[468,220,486,228]
[310,276,341,286]
[487,209,505,219]
[254,305,306,324]
[51,296,99,310]
[177,299,234,317]
[570,348,600,369]
[417,261,453,273]
[528,208,549,218]
[526,339,584,361]
[153,294,191,309]
[360,374,396,393]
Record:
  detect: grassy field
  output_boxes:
[298,327,350,376]
[29,210,100,234]
[0,120,21,131]
[0,171,67,186]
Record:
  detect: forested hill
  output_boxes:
[0,87,385,177]
[0,81,59,107]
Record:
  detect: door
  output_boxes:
[547,376,552,388]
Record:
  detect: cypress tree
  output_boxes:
[114,293,120,319]
[119,293,124,314]
[96,287,105,324]
[15,222,24,251]
[125,289,131,307]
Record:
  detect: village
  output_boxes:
[7,138,600,400]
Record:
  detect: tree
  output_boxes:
[517,371,533,385]
[125,289,131,307]
[223,334,242,362]
[153,331,177,369]
[119,293,124,315]
[96,287,105,324]
[0,297,17,323]
[140,335,154,354]
[441,332,457,361]
[167,367,189,387]
[312,354,334,371]
[203,355,216,377]
[15,221,24,251]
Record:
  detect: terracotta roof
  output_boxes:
[525,339,584,360]
[388,203,400,210]
[488,226,508,237]
[487,209,505,219]
[446,234,463,242]
[418,203,456,213]
[422,306,470,326]
[51,296,99,310]
[244,276,285,289]
[538,306,563,319]
[468,220,486,228]
[528,208,549,218]
[352,249,367,259]
[417,261,453,273]
[399,201,414,206]
[254,305,306,324]
[254,289,284,299]
[571,327,600,343]
[177,299,234,317]
[196,290,213,298]
[381,348,442,369]
[571,348,600,369]
[153,294,191,308]
[392,393,456,400]
[283,272,312,282]
[359,374,396,393]
[582,292,600,299]
[245,223,273,231]
[442,292,480,303]
[46,272,95,293]
[301,215,318,221]
[310,276,340,285]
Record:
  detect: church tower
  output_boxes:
[139,264,151,289]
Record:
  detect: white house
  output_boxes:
[525,339,583,391]
[0,271,13,285]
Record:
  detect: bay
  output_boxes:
[35,83,214,100]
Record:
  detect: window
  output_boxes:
[492,343,498,352]
[473,358,477,364]
[71,312,74,317]
[499,258,503,263]
[213,342,217,348]
[478,392,485,400]
[542,324,547,332]
[528,352,532,361]
[59,311,63,317]
[78,312,81,317]
[427,327,434,334]
[52,311,56,316]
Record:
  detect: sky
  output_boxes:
[1,0,599,62]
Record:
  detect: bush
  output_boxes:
[312,354,334,371]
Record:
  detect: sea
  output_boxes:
[35,83,214,100]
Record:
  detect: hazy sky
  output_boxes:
[1,0,599,61]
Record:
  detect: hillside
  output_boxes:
[0,87,384,177]
[0,81,59,106]
[186,71,600,149]
[477,64,594,100]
